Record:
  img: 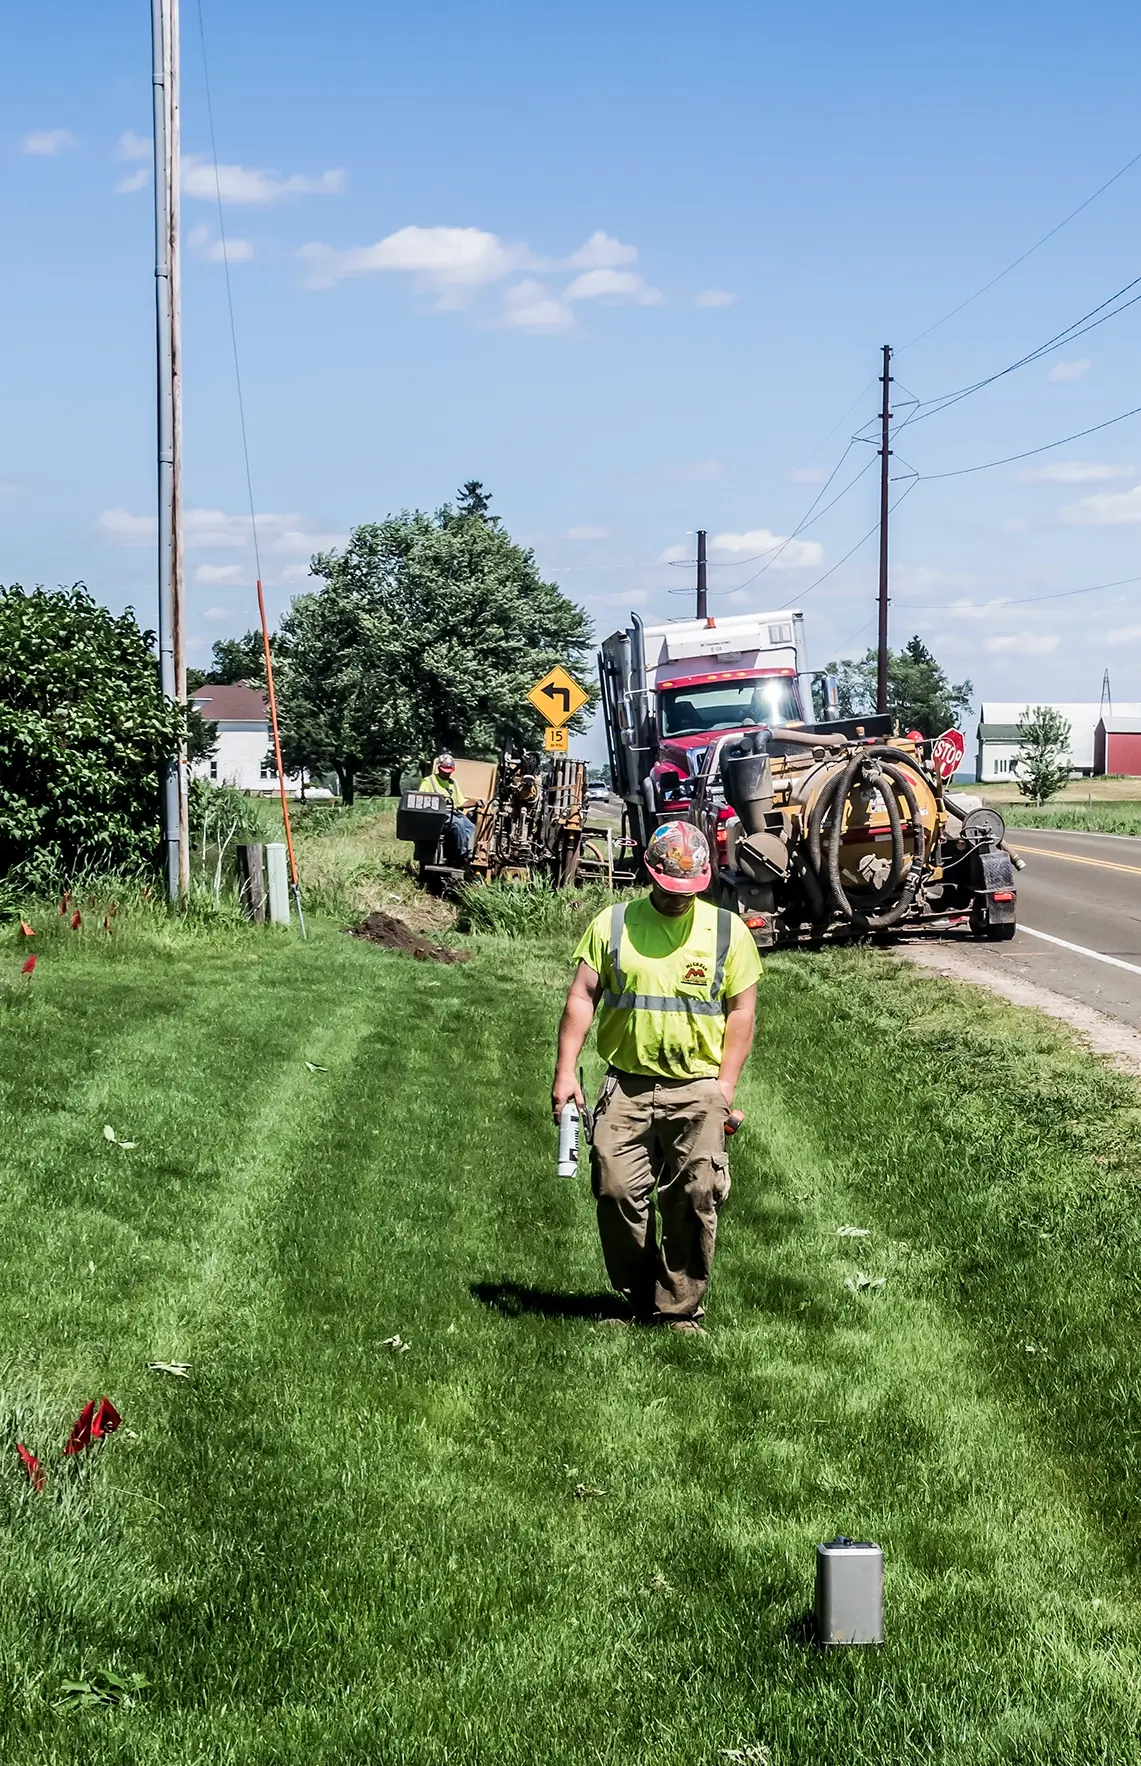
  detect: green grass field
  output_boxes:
[4,896,1141,1762]
[975,780,1141,836]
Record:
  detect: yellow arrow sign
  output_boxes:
[527,665,589,729]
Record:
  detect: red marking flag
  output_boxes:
[16,1444,44,1492]
[70,911,82,931]
[21,955,36,976]
[19,920,34,938]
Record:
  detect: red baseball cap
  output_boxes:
[644,821,712,895]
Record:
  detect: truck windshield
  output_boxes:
[658,676,801,737]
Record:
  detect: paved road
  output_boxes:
[962,827,1141,1031]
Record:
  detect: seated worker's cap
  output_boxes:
[644,821,711,895]
[436,754,456,775]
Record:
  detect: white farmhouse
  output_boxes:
[976,701,1141,782]
[188,683,330,798]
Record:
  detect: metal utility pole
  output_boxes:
[696,529,708,619]
[1100,667,1113,717]
[152,0,187,901]
[876,343,892,716]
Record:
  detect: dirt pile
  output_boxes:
[346,911,471,964]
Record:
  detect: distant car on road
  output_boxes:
[586,782,610,802]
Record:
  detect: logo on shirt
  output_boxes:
[683,961,709,984]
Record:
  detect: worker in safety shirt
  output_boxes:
[552,821,760,1332]
[419,752,476,864]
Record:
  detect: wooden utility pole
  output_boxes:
[696,529,708,619]
[876,344,892,716]
[152,0,187,900]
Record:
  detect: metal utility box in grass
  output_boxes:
[814,1538,883,1647]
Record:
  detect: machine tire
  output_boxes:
[984,921,1017,942]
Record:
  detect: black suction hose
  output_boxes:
[804,745,933,933]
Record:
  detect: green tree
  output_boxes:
[275,486,594,803]
[1014,704,1072,805]
[0,583,183,889]
[189,631,274,689]
[824,635,972,736]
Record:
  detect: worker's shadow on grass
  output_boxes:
[471,1281,630,1323]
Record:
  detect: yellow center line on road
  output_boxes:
[1011,842,1141,878]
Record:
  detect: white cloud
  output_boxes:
[188,226,253,262]
[664,460,725,483]
[564,268,663,306]
[115,129,150,161]
[279,562,315,584]
[1061,484,1141,525]
[116,168,148,195]
[21,129,75,156]
[1107,622,1141,643]
[195,564,248,586]
[984,632,1061,655]
[565,525,609,541]
[790,466,827,484]
[501,280,574,333]
[267,527,347,556]
[1048,357,1091,382]
[695,289,736,308]
[300,224,528,293]
[711,528,823,569]
[1017,460,1133,483]
[183,156,345,205]
[658,543,690,563]
[203,605,234,620]
[99,506,344,553]
[98,507,156,543]
[565,231,638,270]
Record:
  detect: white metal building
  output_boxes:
[976,701,1141,782]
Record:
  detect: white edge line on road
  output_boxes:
[1020,924,1141,978]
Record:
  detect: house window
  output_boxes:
[260,759,275,781]
[993,758,1007,776]
[209,760,218,780]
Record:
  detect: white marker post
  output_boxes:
[266,842,291,926]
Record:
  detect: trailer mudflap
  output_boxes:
[970,846,1017,930]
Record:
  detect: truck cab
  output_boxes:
[599,608,813,832]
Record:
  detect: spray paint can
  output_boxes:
[557,1102,580,1178]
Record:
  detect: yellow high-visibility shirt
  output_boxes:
[573,895,761,1080]
[419,773,464,809]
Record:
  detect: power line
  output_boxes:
[906,271,1141,425]
[195,0,262,583]
[916,400,1141,478]
[777,476,919,609]
[899,144,1141,353]
[895,570,1141,611]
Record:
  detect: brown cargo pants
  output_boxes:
[590,1070,732,1321]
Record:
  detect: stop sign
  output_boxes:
[930,727,965,781]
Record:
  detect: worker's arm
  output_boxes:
[552,961,602,1120]
[716,984,757,1108]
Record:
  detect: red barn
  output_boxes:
[1094,716,1141,776]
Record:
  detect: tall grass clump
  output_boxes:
[453,877,621,939]
[1002,802,1141,837]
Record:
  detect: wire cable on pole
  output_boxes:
[894,569,1141,612]
[196,0,305,936]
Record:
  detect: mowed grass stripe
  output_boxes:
[3,926,1141,1760]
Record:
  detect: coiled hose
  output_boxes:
[805,746,932,932]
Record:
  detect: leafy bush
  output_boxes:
[0,584,182,890]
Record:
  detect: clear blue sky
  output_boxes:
[3,0,1141,752]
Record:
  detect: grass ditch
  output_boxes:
[5,830,1141,1758]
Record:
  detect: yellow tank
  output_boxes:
[782,744,945,892]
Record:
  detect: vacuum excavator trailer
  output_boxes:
[598,607,1018,948]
